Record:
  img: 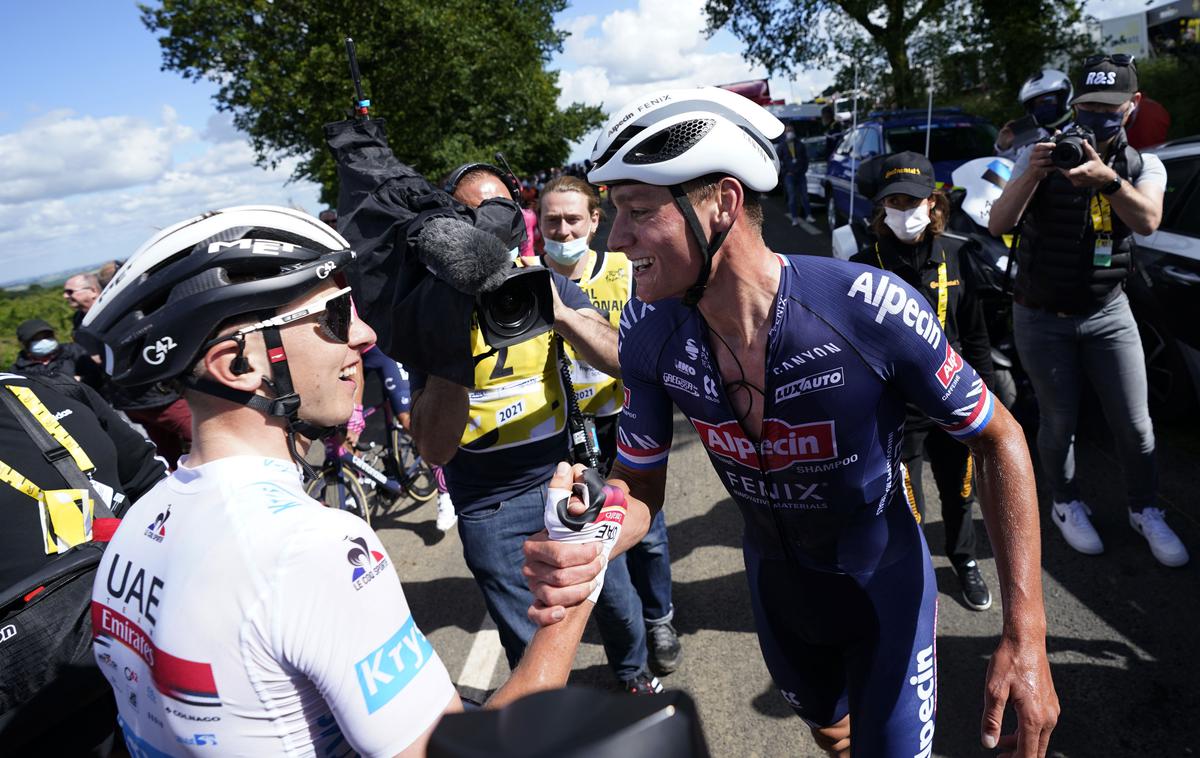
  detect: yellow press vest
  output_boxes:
[563,250,632,418]
[460,260,567,451]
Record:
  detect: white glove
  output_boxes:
[544,479,626,603]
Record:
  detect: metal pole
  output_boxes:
[848,64,859,223]
[924,67,934,157]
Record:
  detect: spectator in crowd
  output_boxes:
[776,124,815,225]
[63,273,101,332]
[96,260,121,289]
[995,69,1074,160]
[989,54,1188,568]
[10,318,98,385]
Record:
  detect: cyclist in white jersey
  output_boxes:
[82,206,604,757]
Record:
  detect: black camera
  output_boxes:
[1049,126,1098,170]
[477,267,555,349]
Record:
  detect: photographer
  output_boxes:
[989,54,1187,567]
[410,166,663,694]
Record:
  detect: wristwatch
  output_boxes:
[1100,176,1123,196]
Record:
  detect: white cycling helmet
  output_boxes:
[587,87,783,304]
[1018,68,1073,105]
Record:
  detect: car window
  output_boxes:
[857,128,883,158]
[804,139,826,162]
[1165,175,1200,238]
[836,129,858,156]
[1159,157,1200,232]
[885,123,998,162]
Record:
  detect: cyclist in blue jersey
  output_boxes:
[522,88,1059,757]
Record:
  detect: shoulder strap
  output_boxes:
[0,385,114,518]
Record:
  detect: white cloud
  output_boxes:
[0,106,194,203]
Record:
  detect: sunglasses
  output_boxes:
[1085,53,1136,68]
[226,286,354,346]
[63,287,95,296]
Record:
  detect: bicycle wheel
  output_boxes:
[389,426,438,502]
[304,465,372,525]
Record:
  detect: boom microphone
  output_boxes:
[415,217,514,295]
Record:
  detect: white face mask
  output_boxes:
[543,236,589,265]
[29,338,59,357]
[883,202,931,243]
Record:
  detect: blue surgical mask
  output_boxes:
[544,236,589,265]
[1073,108,1126,142]
[29,338,58,357]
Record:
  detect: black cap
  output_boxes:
[1072,56,1138,106]
[16,318,54,344]
[872,151,935,203]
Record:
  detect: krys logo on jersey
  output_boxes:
[692,418,837,472]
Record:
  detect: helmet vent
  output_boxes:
[165,267,232,306]
[624,119,715,165]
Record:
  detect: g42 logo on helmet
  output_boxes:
[143,336,178,366]
[315,260,338,280]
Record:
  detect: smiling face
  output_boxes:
[276,283,375,428]
[606,184,701,303]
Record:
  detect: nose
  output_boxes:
[348,307,377,352]
[607,213,632,252]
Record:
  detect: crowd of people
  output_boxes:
[0,50,1187,758]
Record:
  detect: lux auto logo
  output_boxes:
[691,418,837,472]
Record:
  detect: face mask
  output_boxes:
[544,236,589,265]
[1073,107,1125,142]
[884,203,931,243]
[29,338,58,357]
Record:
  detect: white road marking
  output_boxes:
[457,614,503,691]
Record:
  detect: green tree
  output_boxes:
[141,0,604,205]
[704,0,1092,115]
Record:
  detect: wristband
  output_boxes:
[545,480,627,603]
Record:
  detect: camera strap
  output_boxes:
[553,335,599,469]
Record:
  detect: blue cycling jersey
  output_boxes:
[617,254,996,751]
[617,254,994,572]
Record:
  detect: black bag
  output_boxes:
[0,542,117,753]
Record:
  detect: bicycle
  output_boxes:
[304,437,373,524]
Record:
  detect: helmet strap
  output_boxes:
[670,184,730,307]
[184,324,333,479]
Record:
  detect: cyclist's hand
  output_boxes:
[523,462,605,626]
[981,635,1059,758]
[543,463,627,604]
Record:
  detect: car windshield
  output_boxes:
[885,123,998,162]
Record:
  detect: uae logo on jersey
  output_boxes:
[691,418,837,472]
[935,343,964,389]
[144,505,170,543]
[347,536,390,591]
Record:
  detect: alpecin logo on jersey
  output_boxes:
[346,536,390,591]
[145,505,170,543]
[846,271,942,349]
[775,367,844,403]
[935,343,963,389]
[691,418,837,472]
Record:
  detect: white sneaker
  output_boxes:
[1052,500,1104,555]
[1129,508,1189,567]
[791,217,800,226]
[436,492,458,532]
[805,215,816,223]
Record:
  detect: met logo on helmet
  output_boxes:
[691,418,837,471]
[207,239,296,256]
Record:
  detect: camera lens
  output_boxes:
[1050,139,1084,170]
[482,278,537,338]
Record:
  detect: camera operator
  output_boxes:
[410,166,664,694]
[989,54,1188,568]
[994,68,1073,161]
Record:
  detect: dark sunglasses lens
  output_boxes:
[319,293,352,342]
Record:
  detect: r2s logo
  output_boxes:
[1085,71,1117,86]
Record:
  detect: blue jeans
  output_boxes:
[456,481,648,679]
[783,173,812,219]
[1013,290,1157,511]
[626,510,674,623]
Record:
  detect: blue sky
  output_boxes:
[0,0,1145,283]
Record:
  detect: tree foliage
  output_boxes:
[705,0,1092,116]
[0,287,77,367]
[141,0,605,205]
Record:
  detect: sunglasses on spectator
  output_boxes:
[63,287,95,295]
[1084,53,1136,68]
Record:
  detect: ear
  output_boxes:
[713,177,745,233]
[589,208,601,235]
[200,333,266,393]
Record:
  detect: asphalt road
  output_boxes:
[371,192,1200,757]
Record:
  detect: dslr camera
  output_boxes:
[1049,125,1098,170]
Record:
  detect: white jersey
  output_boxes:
[91,455,455,757]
